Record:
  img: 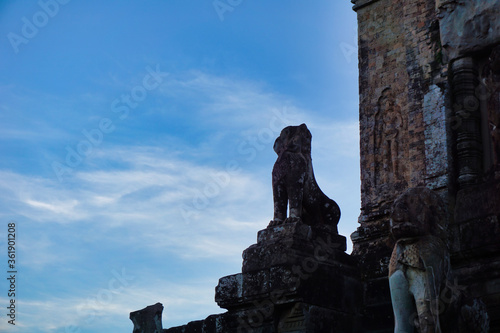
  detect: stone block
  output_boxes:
[130,302,164,333]
[438,0,500,62]
[215,220,362,324]
[243,222,348,274]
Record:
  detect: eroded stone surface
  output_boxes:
[243,222,347,273]
[438,0,500,61]
[351,0,500,331]
[388,187,490,333]
[388,187,452,332]
[216,221,359,313]
[130,302,164,333]
[165,220,362,333]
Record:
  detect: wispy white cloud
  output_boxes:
[25,198,79,215]
[158,71,304,129]
[0,171,87,223]
[0,145,270,260]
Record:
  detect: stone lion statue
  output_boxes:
[389,187,489,333]
[268,124,340,229]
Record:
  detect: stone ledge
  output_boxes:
[215,220,361,315]
[256,222,345,247]
[165,304,363,333]
[243,222,349,273]
[351,0,383,12]
[215,264,362,311]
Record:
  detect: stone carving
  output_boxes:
[451,57,483,187]
[268,124,340,229]
[389,187,450,332]
[389,187,489,333]
[438,0,500,61]
[374,88,405,184]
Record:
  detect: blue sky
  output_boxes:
[0,1,358,332]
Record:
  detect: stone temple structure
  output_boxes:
[351,0,500,331]
[131,0,500,332]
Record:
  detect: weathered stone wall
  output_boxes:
[438,0,500,62]
[352,0,448,250]
[438,5,500,327]
[352,0,500,331]
[351,0,448,330]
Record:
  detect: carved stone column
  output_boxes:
[451,57,483,187]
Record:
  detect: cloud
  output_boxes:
[0,271,223,332]
[309,120,360,159]
[0,171,88,223]
[0,145,270,260]
[158,71,304,130]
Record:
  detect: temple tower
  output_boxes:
[351,0,500,331]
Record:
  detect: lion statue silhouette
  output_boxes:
[268,124,340,230]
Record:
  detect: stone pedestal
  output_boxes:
[214,221,362,332]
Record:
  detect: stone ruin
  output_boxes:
[130,303,164,333]
[351,0,500,331]
[132,123,362,332]
[130,0,500,331]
